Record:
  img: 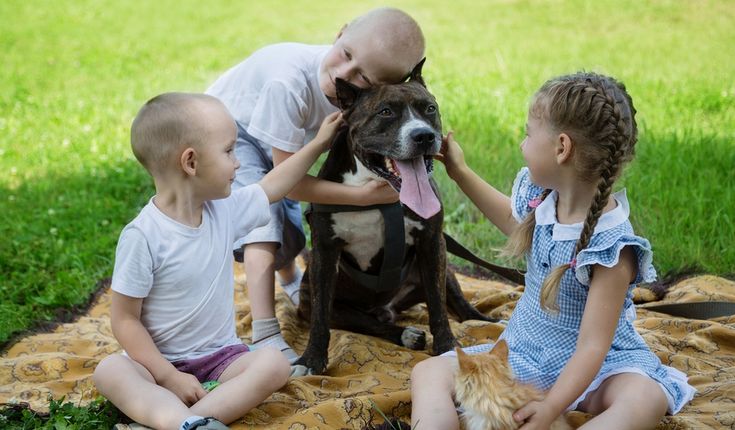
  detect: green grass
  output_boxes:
[0,0,733,425]
[1,0,733,348]
[0,396,121,429]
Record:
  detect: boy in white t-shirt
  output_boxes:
[206,7,425,365]
[93,93,343,430]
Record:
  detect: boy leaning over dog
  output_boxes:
[93,93,343,430]
[205,7,425,366]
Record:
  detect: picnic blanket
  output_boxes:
[1,264,734,429]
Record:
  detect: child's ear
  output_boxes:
[181,147,197,176]
[408,58,426,87]
[335,78,361,111]
[556,132,574,164]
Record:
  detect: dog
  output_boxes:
[294,60,494,375]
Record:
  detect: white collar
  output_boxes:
[534,189,630,241]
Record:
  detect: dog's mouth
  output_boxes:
[367,154,440,219]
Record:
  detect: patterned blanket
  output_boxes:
[1,265,733,429]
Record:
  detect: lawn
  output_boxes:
[1,0,733,351]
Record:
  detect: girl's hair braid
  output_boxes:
[504,188,551,258]
[512,72,638,312]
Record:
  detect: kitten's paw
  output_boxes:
[401,326,426,350]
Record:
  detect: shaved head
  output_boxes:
[344,7,425,78]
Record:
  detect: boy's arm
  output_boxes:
[110,291,206,405]
[259,111,397,205]
[272,150,400,206]
[258,112,342,203]
[437,132,516,236]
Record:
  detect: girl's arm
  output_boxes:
[436,132,516,236]
[514,246,637,429]
[111,291,207,405]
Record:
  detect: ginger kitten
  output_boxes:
[454,340,572,430]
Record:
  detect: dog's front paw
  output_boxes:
[293,355,327,375]
[401,326,426,350]
[290,364,313,377]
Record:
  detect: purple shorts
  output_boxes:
[171,344,249,382]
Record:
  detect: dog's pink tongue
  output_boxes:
[395,158,440,219]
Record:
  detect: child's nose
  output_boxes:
[335,63,356,82]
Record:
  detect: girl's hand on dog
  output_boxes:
[436,131,468,181]
[313,111,344,151]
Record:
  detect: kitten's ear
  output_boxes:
[456,347,471,372]
[490,339,509,360]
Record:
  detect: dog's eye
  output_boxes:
[378,108,393,117]
[426,105,437,114]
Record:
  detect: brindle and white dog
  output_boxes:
[294,61,493,375]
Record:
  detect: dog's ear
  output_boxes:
[335,78,362,111]
[407,57,426,87]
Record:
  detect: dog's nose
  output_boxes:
[410,128,436,149]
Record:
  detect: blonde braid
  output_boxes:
[504,188,552,258]
[536,73,638,312]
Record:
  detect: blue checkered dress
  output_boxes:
[455,168,694,413]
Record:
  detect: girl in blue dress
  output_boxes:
[410,72,695,429]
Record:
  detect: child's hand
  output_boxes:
[514,399,559,430]
[160,369,208,406]
[313,111,344,150]
[434,131,467,180]
[358,179,399,205]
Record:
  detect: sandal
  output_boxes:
[186,417,229,430]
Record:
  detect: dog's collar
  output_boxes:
[308,202,408,292]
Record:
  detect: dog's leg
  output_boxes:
[445,270,497,322]
[330,303,427,350]
[416,229,457,355]
[293,220,341,375]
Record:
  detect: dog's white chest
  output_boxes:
[333,162,424,271]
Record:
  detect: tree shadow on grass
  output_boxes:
[0,160,153,350]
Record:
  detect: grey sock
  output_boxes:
[251,318,299,363]
[278,266,303,306]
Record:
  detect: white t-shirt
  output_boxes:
[111,184,270,362]
[206,43,338,153]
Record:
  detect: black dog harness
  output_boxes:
[307,202,411,292]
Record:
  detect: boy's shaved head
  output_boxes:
[345,7,425,78]
[131,93,220,176]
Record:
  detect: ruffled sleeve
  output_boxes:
[574,229,657,286]
[510,167,546,222]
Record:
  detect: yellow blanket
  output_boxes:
[2,267,734,429]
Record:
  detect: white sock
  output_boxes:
[180,416,205,430]
[251,317,299,363]
[277,266,303,306]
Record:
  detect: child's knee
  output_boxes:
[256,347,290,385]
[411,356,453,387]
[630,378,669,415]
[93,354,124,387]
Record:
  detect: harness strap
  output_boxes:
[443,233,526,285]
[637,301,735,319]
[310,202,407,292]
